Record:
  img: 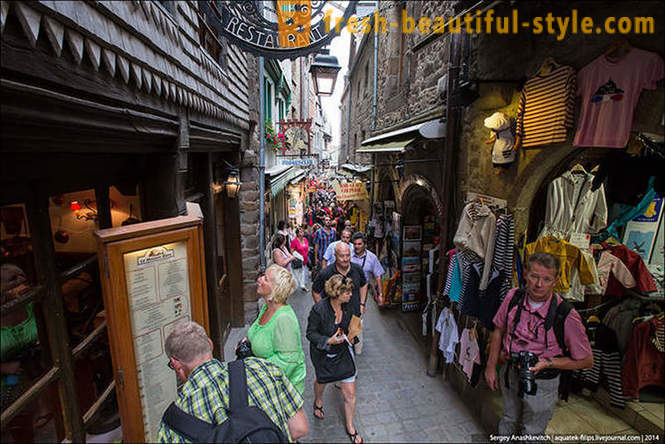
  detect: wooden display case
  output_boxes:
[94,216,208,442]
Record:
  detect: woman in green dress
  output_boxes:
[245,264,306,393]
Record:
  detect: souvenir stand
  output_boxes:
[434,43,664,432]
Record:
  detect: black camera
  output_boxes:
[511,351,539,396]
[235,339,253,360]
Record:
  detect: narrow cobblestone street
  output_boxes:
[226,286,485,443]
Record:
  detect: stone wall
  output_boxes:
[240,55,262,324]
[374,1,455,133]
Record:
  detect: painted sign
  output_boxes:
[333,181,369,201]
[623,196,664,263]
[199,1,357,59]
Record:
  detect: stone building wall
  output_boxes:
[374,1,455,133]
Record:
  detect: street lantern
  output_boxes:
[310,54,342,96]
[224,170,242,199]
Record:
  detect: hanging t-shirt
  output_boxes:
[574,48,664,148]
[458,328,481,382]
[435,307,459,364]
[516,64,576,148]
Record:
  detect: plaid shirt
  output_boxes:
[313,227,336,261]
[158,358,303,443]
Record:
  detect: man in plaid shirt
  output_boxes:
[158,321,308,443]
[313,215,337,269]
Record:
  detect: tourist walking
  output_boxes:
[307,275,363,444]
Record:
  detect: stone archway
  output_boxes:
[398,174,444,220]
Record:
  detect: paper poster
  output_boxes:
[623,196,663,263]
[124,241,192,442]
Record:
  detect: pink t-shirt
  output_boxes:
[290,237,309,266]
[492,289,592,360]
[574,48,664,148]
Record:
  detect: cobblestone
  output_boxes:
[224,285,484,443]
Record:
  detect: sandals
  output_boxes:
[346,427,363,444]
[313,402,325,420]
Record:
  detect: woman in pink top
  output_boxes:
[291,227,309,291]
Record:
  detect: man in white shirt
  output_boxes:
[321,228,353,268]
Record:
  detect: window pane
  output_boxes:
[1,379,61,443]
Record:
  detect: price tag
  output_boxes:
[569,232,591,250]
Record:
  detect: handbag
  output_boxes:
[315,345,356,384]
[291,251,304,269]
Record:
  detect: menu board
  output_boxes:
[123,241,192,442]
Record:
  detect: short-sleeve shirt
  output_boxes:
[323,241,353,265]
[312,263,367,316]
[574,48,664,148]
[492,289,592,361]
[351,249,385,283]
[313,228,337,261]
[158,358,303,443]
[247,305,306,394]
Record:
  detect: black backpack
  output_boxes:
[507,289,574,401]
[161,360,289,443]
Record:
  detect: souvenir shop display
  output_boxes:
[402,225,422,312]
[429,44,664,426]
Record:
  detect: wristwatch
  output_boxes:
[545,358,553,368]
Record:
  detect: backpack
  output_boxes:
[506,289,574,401]
[161,360,289,443]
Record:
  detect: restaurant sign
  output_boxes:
[198,1,357,59]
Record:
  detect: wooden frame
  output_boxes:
[94,216,208,442]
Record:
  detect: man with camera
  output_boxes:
[485,252,593,436]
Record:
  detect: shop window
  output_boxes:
[1,203,56,442]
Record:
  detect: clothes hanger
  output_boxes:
[537,57,560,76]
[570,163,587,174]
[604,38,632,58]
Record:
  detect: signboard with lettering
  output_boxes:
[333,181,369,201]
[199,1,357,59]
[94,216,209,443]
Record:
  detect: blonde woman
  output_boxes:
[245,264,306,393]
[306,275,362,444]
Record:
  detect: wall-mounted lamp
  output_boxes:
[224,170,242,199]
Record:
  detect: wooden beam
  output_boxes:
[95,185,112,229]
[72,319,107,360]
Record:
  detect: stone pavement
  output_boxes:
[225,285,485,443]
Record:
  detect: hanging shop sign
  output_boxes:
[279,119,312,155]
[333,180,369,201]
[94,216,209,443]
[281,157,316,166]
[199,1,357,59]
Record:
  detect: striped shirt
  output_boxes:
[158,358,303,443]
[516,65,576,148]
[313,227,336,261]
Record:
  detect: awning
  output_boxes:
[359,117,445,148]
[356,139,415,153]
[289,170,306,185]
[268,166,300,197]
[341,163,372,173]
